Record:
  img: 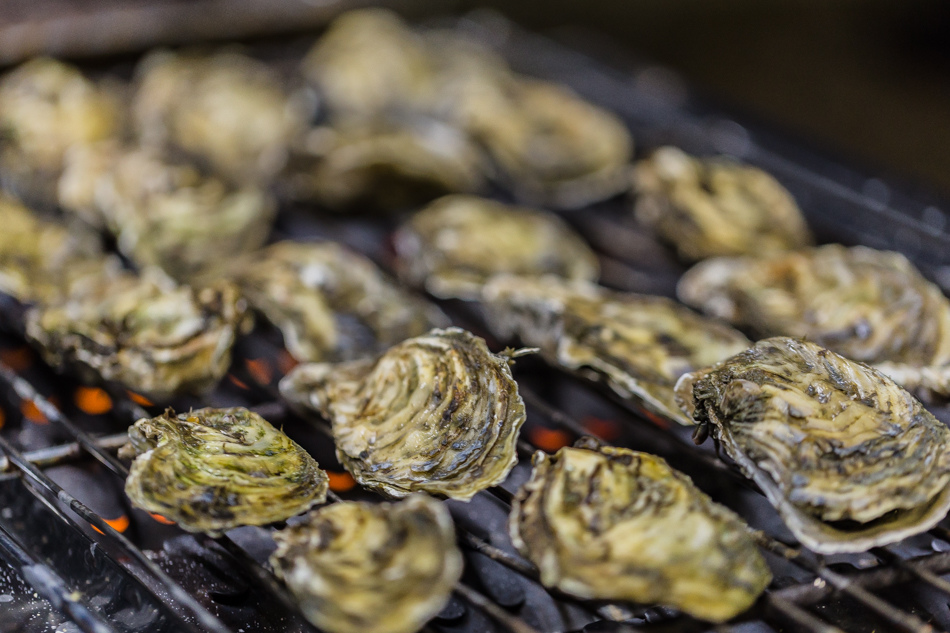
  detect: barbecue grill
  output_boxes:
[4,4,950,633]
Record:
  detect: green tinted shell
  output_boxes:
[675,337,950,553]
[633,146,812,260]
[270,495,462,633]
[394,195,599,300]
[122,407,327,535]
[280,327,526,500]
[482,275,751,425]
[510,441,770,622]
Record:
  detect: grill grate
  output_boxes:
[5,10,950,633]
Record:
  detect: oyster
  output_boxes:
[674,337,950,553]
[394,195,599,300]
[25,269,247,398]
[134,50,305,182]
[678,244,950,396]
[482,275,751,425]
[632,146,812,260]
[270,495,462,633]
[229,240,447,363]
[510,440,770,622]
[121,407,328,535]
[59,143,276,280]
[0,58,120,201]
[286,119,487,211]
[280,327,526,500]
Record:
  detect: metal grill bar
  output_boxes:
[0,431,128,475]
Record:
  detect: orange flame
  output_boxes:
[582,416,622,441]
[21,400,47,424]
[92,514,130,535]
[529,426,573,452]
[228,374,250,390]
[245,358,273,385]
[126,391,154,407]
[149,513,176,525]
[327,471,357,492]
[75,387,112,415]
[0,346,32,371]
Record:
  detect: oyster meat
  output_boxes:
[121,407,328,535]
[228,240,447,363]
[482,275,751,425]
[134,50,306,182]
[270,495,462,633]
[674,337,950,553]
[394,194,599,300]
[510,440,770,622]
[632,146,812,260]
[59,143,276,280]
[678,244,950,395]
[280,327,526,500]
[25,269,247,398]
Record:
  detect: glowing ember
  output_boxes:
[228,374,250,390]
[20,399,47,424]
[245,358,273,385]
[126,390,154,407]
[92,514,130,534]
[582,416,622,441]
[75,386,112,415]
[327,470,357,492]
[0,346,32,371]
[149,512,176,525]
[0,408,5,429]
[277,349,299,375]
[529,426,573,452]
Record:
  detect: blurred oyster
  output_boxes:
[286,119,487,211]
[483,275,750,425]
[280,327,527,500]
[122,407,327,535]
[59,143,276,280]
[134,50,305,182]
[0,196,116,305]
[394,195,599,300]
[510,440,770,622]
[632,147,812,260]
[271,495,462,633]
[229,240,447,363]
[674,337,950,553]
[25,270,247,398]
[678,244,950,395]
[0,58,120,202]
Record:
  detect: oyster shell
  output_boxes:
[510,440,770,622]
[632,147,812,260]
[25,269,247,398]
[270,495,462,633]
[482,275,751,425]
[280,327,526,500]
[678,244,950,396]
[228,240,447,363]
[0,58,120,202]
[674,337,950,553]
[134,50,305,182]
[121,407,328,535]
[394,194,599,300]
[59,143,276,280]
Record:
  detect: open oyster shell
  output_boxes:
[121,407,328,536]
[228,240,447,363]
[0,57,120,203]
[632,147,812,261]
[678,244,950,396]
[25,269,247,398]
[674,337,950,553]
[510,440,770,622]
[58,143,276,281]
[134,50,306,182]
[270,495,462,633]
[482,275,751,425]
[280,327,526,500]
[394,194,599,300]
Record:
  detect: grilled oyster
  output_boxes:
[511,440,770,622]
[678,244,950,396]
[286,119,487,211]
[280,327,527,500]
[632,147,812,260]
[270,495,462,633]
[675,337,950,553]
[394,195,599,300]
[134,50,305,182]
[0,58,120,201]
[25,270,247,398]
[229,241,446,363]
[59,143,276,280]
[121,407,328,535]
[483,275,751,425]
